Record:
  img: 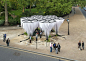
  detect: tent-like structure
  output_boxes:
[20,15,65,38]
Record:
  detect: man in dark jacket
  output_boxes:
[82,41,84,50]
[6,38,10,46]
[53,42,56,50]
[78,41,81,50]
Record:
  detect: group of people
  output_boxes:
[29,30,42,43]
[78,41,84,50]
[50,42,61,54]
[36,30,42,41]
[3,34,10,46]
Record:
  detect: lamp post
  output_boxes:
[56,24,58,36]
[36,33,38,49]
[67,19,70,35]
[46,32,48,47]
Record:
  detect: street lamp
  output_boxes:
[46,33,48,47]
[67,19,70,35]
[36,33,38,49]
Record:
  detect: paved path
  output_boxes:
[0,7,86,61]
[0,46,63,61]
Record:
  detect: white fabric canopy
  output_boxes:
[39,22,55,37]
[20,15,65,37]
[54,19,65,32]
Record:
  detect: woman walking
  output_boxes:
[50,42,53,52]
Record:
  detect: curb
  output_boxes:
[0,44,77,61]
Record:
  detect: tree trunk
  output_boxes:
[30,5,31,11]
[4,1,9,26]
[23,6,25,12]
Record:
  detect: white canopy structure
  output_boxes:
[20,15,65,37]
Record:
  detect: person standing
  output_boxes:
[36,33,38,41]
[29,36,31,43]
[53,42,56,50]
[50,42,52,52]
[57,43,61,52]
[4,34,6,41]
[56,46,58,54]
[6,38,10,46]
[40,31,42,38]
[3,34,6,42]
[82,41,84,50]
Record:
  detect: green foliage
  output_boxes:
[8,17,17,26]
[15,16,21,24]
[31,37,34,40]
[56,34,58,36]
[0,12,5,20]
[0,19,5,26]
[21,10,33,17]
[9,10,22,16]
[1,0,11,7]
[0,3,4,12]
[36,0,73,16]
[49,36,51,38]
[45,39,50,42]
[38,28,40,31]
[24,32,28,36]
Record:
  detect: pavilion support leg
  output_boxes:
[46,33,48,47]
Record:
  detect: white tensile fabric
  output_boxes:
[54,19,65,32]
[20,17,26,27]
[27,23,34,36]
[20,15,65,37]
[20,17,31,27]
[23,22,35,36]
[39,22,55,37]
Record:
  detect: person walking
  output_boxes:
[78,41,81,50]
[82,41,84,50]
[3,34,6,42]
[57,43,61,52]
[50,42,52,52]
[6,38,10,46]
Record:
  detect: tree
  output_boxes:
[29,0,36,11]
[16,0,30,12]
[9,0,19,10]
[36,0,72,16]
[36,0,86,16]
[0,0,11,26]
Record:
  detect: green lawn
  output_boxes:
[9,10,22,16]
